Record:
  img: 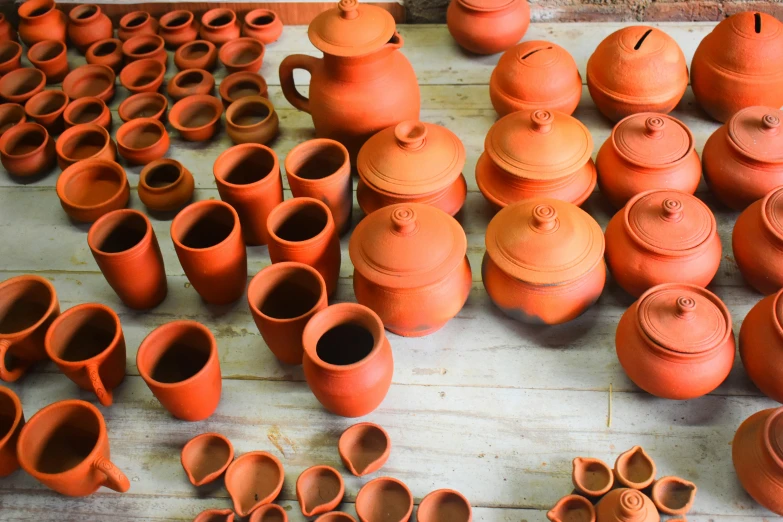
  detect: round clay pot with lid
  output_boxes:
[0,121,55,177]
[64,96,111,130]
[174,40,218,72]
[242,9,283,44]
[477,109,596,209]
[349,203,471,337]
[24,89,68,134]
[733,186,783,294]
[0,14,18,43]
[355,476,413,522]
[138,159,194,213]
[17,0,67,46]
[225,95,278,145]
[739,289,783,402]
[446,0,530,55]
[85,38,123,74]
[220,71,268,107]
[116,117,169,165]
[605,189,721,297]
[62,64,115,102]
[482,198,606,325]
[0,41,22,76]
[122,34,167,66]
[0,68,45,104]
[733,407,783,515]
[67,4,112,52]
[167,69,215,101]
[118,11,158,42]
[595,489,659,522]
[119,58,165,94]
[199,8,240,46]
[56,159,130,222]
[27,40,68,84]
[357,120,467,217]
[218,37,265,73]
[159,10,200,49]
[118,92,167,123]
[55,123,115,169]
[0,103,26,136]
[169,94,223,142]
[490,40,582,116]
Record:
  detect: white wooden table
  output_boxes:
[1,21,781,522]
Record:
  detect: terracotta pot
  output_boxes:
[122,34,167,66]
[18,0,67,46]
[167,69,215,101]
[138,159,194,212]
[225,95,278,145]
[220,71,268,107]
[616,284,735,399]
[0,122,55,177]
[339,422,390,477]
[27,40,68,84]
[417,489,472,522]
[446,0,529,55]
[572,457,613,497]
[44,303,126,407]
[85,38,123,74]
[733,407,783,515]
[547,495,595,522]
[316,514,355,522]
[357,120,467,218]
[692,12,783,123]
[0,103,25,136]
[355,477,413,522]
[180,432,233,486]
[195,509,235,522]
[199,8,240,46]
[56,159,129,222]
[224,451,284,517]
[297,465,345,517]
[247,262,327,365]
[118,92,167,123]
[117,11,158,42]
[483,198,606,324]
[739,289,783,402]
[604,189,721,297]
[68,4,112,52]
[0,275,59,382]
[595,489,659,522]
[0,68,45,104]
[170,200,247,305]
[213,143,283,246]
[477,110,596,209]
[0,386,23,476]
[242,9,283,44]
[733,187,783,294]
[116,117,169,165]
[174,40,218,72]
[62,64,115,102]
[24,89,68,134]
[650,476,696,516]
[159,10,200,50]
[286,139,352,235]
[119,58,165,94]
[490,41,581,116]
[586,26,688,122]
[0,41,22,76]
[0,14,18,43]
[302,303,393,417]
[169,94,222,141]
[250,505,289,522]
[55,123,115,169]
[87,209,167,309]
[219,37,265,73]
[614,446,656,490]
[280,0,420,162]
[64,96,111,130]
[137,320,222,421]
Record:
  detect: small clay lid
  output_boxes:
[637,284,731,354]
[457,0,516,13]
[613,113,694,166]
[357,121,466,195]
[308,0,396,57]
[485,109,593,180]
[349,203,467,289]
[727,107,783,164]
[484,198,604,285]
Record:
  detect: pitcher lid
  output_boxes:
[309,0,397,57]
[613,113,694,167]
[728,107,783,164]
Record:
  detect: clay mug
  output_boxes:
[117,11,158,42]
[18,0,67,47]
[0,13,17,43]
[0,385,23,476]
[0,41,22,76]
[63,96,111,130]
[85,39,124,74]
[225,95,279,145]
[242,9,283,44]
[0,121,55,177]
[0,67,46,104]
[199,8,240,46]
[733,186,783,294]
[739,288,783,403]
[27,39,69,84]
[67,4,112,52]
[159,10,200,49]
[446,0,530,55]
[0,103,25,136]
[44,303,126,407]
[24,89,68,134]
[16,399,130,496]
[174,40,218,72]
[733,407,783,516]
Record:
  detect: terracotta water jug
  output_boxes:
[446,0,530,55]
[739,289,783,403]
[733,407,783,515]
[733,186,783,294]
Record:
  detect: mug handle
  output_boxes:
[94,455,130,492]
[86,363,113,407]
[0,339,26,383]
[279,54,319,114]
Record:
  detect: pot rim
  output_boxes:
[119,10,152,30]
[116,117,167,153]
[87,208,152,260]
[122,33,165,59]
[86,38,122,60]
[18,0,56,20]
[160,10,194,30]
[63,96,108,127]
[0,103,26,128]
[266,197,334,249]
[0,68,46,100]
[44,302,122,368]
[285,138,350,187]
[219,71,268,105]
[25,89,68,118]
[763,407,783,467]
[119,58,165,91]
[140,158,186,194]
[180,432,234,486]
[225,95,275,130]
[56,122,110,162]
[0,122,49,160]
[224,450,284,517]
[136,320,218,388]
[0,274,58,341]
[760,186,783,246]
[247,261,327,325]
[218,37,265,67]
[28,39,66,64]
[68,4,102,24]
[355,477,414,522]
[0,385,22,448]
[201,8,237,29]
[0,41,22,66]
[176,39,216,60]
[171,68,214,92]
[338,422,391,474]
[169,94,223,134]
[56,158,128,212]
[63,64,115,99]
[610,112,696,169]
[170,199,241,254]
[245,9,279,28]
[118,91,167,122]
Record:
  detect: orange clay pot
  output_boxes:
[733,187,783,294]
[225,95,279,145]
[350,204,471,337]
[219,37,265,74]
[483,198,606,324]
[18,0,67,47]
[586,26,688,122]
[316,513,355,522]
[55,123,115,169]
[62,65,115,102]
[0,103,25,136]
[220,71,268,108]
[116,117,169,165]
[195,509,234,522]
[297,465,345,517]
[225,451,284,517]
[739,289,783,402]
[68,4,112,52]
[548,494,595,522]
[691,12,783,123]
[280,0,420,162]
[180,432,233,486]
[490,41,581,116]
[171,200,247,305]
[175,40,218,72]
[614,446,656,490]
[250,505,289,522]
[418,489,472,522]
[44,303,126,407]
[477,109,595,209]
[650,476,696,516]
[122,34,167,66]
[117,11,158,42]
[446,0,530,55]
[338,422,391,476]
[605,190,721,297]
[199,8,240,46]
[118,92,167,123]
[213,143,283,246]
[86,39,123,74]
[357,120,467,217]
[0,68,45,104]
[616,283,735,399]
[27,40,68,84]
[242,9,283,44]
[167,69,215,101]
[572,457,614,497]
[24,89,68,134]
[355,477,413,522]
[169,94,223,142]
[64,96,111,130]
[0,122,55,177]
[137,320,222,421]
[733,407,783,515]
[119,58,165,94]
[88,209,167,309]
[56,159,129,222]
[0,386,23,476]
[0,14,17,43]
[595,489,659,522]
[302,303,393,417]
[138,159,194,212]
[0,41,22,76]
[159,10,200,50]
[0,275,59,382]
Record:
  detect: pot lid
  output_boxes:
[763,187,783,243]
[484,198,604,285]
[349,203,467,289]
[357,121,466,195]
[485,109,593,180]
[457,0,516,12]
[613,113,693,166]
[727,107,783,164]
[637,284,731,354]
[308,0,397,57]
[624,190,715,254]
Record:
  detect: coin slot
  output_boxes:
[521,46,552,59]
[755,12,762,33]
[634,29,653,50]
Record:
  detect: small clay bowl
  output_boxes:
[572,457,614,498]
[614,446,656,490]
[296,465,345,517]
[116,117,170,165]
[339,422,391,477]
[56,158,130,222]
[548,495,595,522]
[119,58,165,94]
[169,94,223,142]
[224,451,285,517]
[63,96,111,130]
[219,71,268,108]
[218,37,265,73]
[242,9,283,44]
[0,41,22,76]
[55,123,115,169]
[226,95,278,145]
[24,89,68,134]
[122,34,167,66]
[314,513,356,522]
[159,11,201,50]
[27,40,69,84]
[0,68,45,104]
[417,489,472,522]
[62,64,115,102]
[174,40,218,72]
[194,509,234,522]
[0,122,55,177]
[651,476,697,516]
[0,103,26,136]
[118,92,168,123]
[138,158,194,212]
[356,477,413,522]
[86,38,123,73]
[181,432,234,487]
[199,8,240,46]
[118,11,159,42]
[249,505,289,522]
[167,69,215,101]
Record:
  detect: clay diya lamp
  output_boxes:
[122,34,167,66]
[733,406,783,515]
[0,68,45,104]
[739,289,783,403]
[117,11,159,42]
[733,186,783,294]
[218,37,265,73]
[446,0,530,55]
[180,432,234,486]
[199,8,241,47]
[587,26,688,122]
[169,94,223,142]
[116,117,170,165]
[167,69,215,101]
[355,477,413,522]
[296,465,345,517]
[0,41,22,76]
[212,143,283,246]
[118,92,168,123]
[219,71,268,107]
[417,489,472,522]
[224,451,284,517]
[0,103,25,136]
[242,9,283,44]
[350,204,471,336]
[170,200,247,305]
[87,209,168,309]
[119,58,166,95]
[0,386,24,476]
[64,96,111,130]
[572,457,613,498]
[67,4,112,52]
[17,0,67,47]
[194,509,235,522]
[225,95,278,145]
[27,40,68,84]
[302,303,393,417]
[483,198,605,325]
[595,489,658,522]
[339,422,391,476]
[490,40,581,116]
[250,505,289,522]
[692,12,783,122]
[0,14,17,43]
[24,89,68,134]
[16,400,130,496]
[159,10,200,50]
[247,262,327,365]
[547,494,595,522]
[56,159,129,222]
[650,476,696,516]
[55,123,115,169]
[0,122,55,177]
[604,189,721,297]
[137,320,222,421]
[477,109,595,209]
[138,158,194,212]
[62,64,115,102]
[174,40,218,72]
[85,39,123,74]
[44,303,126,407]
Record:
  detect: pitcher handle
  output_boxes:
[279,54,319,114]
[86,362,113,407]
[94,455,130,492]
[0,339,25,383]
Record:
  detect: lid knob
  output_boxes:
[661,198,684,222]
[762,113,781,135]
[618,490,645,520]
[531,110,554,134]
[676,296,697,320]
[644,116,665,139]
[338,0,359,20]
[394,121,428,151]
[391,206,419,236]
[531,204,559,233]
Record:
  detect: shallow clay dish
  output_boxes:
[0,41,22,76]
[24,89,68,133]
[118,92,168,123]
[56,159,129,222]
[219,71,268,107]
[27,39,69,84]
[572,457,613,498]
[138,158,194,212]
[651,476,696,516]
[181,432,234,487]
[0,121,55,177]
[338,422,390,477]
[119,58,166,94]
[249,504,289,522]
[417,489,472,522]
[193,509,235,522]
[296,465,345,517]
[169,94,223,141]
[122,34,167,65]
[63,96,111,130]
[167,69,215,101]
[174,40,218,72]
[0,67,45,104]
[225,95,278,145]
[219,37,265,73]
[547,494,595,522]
[0,103,25,136]
[614,446,656,490]
[85,38,123,73]
[118,11,158,42]
[116,117,169,165]
[55,123,115,169]
[224,451,285,517]
[242,9,283,44]
[315,513,356,522]
[355,477,413,522]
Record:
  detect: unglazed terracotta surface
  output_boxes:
[180,432,234,487]
[0,385,23,476]
[338,422,391,476]
[249,504,289,522]
[651,476,697,516]
[219,37,265,73]
[296,465,345,516]
[220,71,268,107]
[175,40,218,72]
[199,8,241,46]
[159,10,200,50]
[732,407,783,516]
[17,0,66,46]
[85,38,123,74]
[67,4,112,52]
[0,121,55,177]
[0,103,25,136]
[225,95,279,145]
[167,69,215,101]
[116,117,169,165]
[56,159,130,223]
[547,494,595,522]
[739,290,783,403]
[168,94,223,142]
[119,59,166,94]
[117,11,158,42]
[417,489,472,522]
[224,451,285,517]
[62,65,115,102]
[446,0,530,55]
[138,159,194,213]
[733,186,783,294]
[193,509,235,522]
[355,476,413,522]
[0,67,45,104]
[27,40,69,84]
[64,96,111,129]
[24,89,67,134]
[315,513,356,522]
[595,488,659,522]
[572,457,613,497]
[614,446,657,490]
[242,10,283,44]
[118,92,168,123]
[55,123,115,169]
[0,41,22,77]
